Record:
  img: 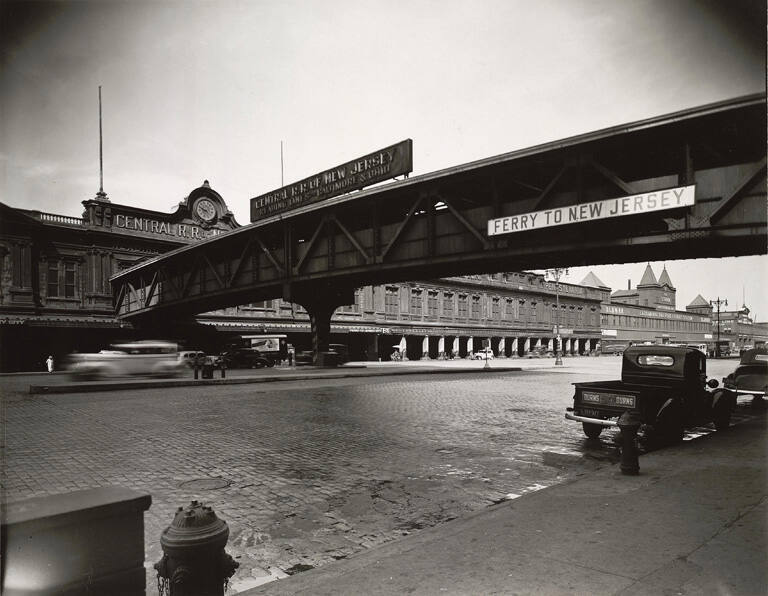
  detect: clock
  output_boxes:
[195,198,217,222]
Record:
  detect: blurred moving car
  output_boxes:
[68,340,187,380]
[294,344,349,366]
[472,348,494,360]
[724,347,768,402]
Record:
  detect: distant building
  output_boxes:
[582,266,712,350]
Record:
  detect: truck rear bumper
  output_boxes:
[564,411,618,427]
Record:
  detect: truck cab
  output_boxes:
[566,345,734,442]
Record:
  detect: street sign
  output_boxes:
[251,139,413,221]
[487,185,695,236]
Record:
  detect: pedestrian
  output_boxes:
[46,355,54,373]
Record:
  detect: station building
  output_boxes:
[1,185,762,371]
[582,264,767,353]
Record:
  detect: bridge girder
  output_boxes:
[111,94,767,323]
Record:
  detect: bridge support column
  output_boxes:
[292,288,355,367]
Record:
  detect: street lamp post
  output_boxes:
[710,297,727,358]
[547,268,568,366]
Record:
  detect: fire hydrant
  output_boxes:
[155,500,239,595]
[617,410,642,475]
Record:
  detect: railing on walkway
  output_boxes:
[22,210,85,226]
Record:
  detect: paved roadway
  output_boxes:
[0,357,752,593]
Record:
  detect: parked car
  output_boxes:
[472,348,494,360]
[294,350,314,366]
[723,347,768,402]
[328,344,350,363]
[178,350,206,368]
[566,345,734,441]
[220,348,272,369]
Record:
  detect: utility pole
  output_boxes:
[710,297,727,358]
[547,268,568,365]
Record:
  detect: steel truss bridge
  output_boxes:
[112,94,766,349]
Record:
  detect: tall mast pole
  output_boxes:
[95,86,108,201]
[99,86,104,194]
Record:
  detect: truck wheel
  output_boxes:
[582,422,603,439]
[712,390,733,431]
[655,405,684,444]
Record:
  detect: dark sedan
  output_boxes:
[724,347,768,402]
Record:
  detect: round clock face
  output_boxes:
[195,198,216,222]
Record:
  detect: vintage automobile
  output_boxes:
[565,345,734,441]
[178,350,206,368]
[68,340,187,380]
[472,348,495,360]
[220,348,273,369]
[723,347,768,402]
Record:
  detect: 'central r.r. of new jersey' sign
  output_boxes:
[251,139,413,222]
[487,185,695,236]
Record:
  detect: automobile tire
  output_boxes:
[582,422,603,439]
[655,403,684,444]
[712,390,733,431]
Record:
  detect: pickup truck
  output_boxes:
[565,345,734,442]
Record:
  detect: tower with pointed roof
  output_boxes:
[686,295,713,316]
[636,263,676,310]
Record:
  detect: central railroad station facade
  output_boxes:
[0,183,765,371]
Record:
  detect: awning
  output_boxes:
[0,314,125,328]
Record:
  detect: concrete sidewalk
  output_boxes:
[243,412,768,596]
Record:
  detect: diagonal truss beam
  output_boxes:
[228,237,256,287]
[709,157,767,223]
[589,157,635,195]
[202,254,225,289]
[441,197,490,250]
[294,216,328,274]
[381,194,424,260]
[253,232,285,275]
[530,163,568,210]
[143,270,160,308]
[329,214,371,264]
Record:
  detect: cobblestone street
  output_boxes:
[1,358,749,592]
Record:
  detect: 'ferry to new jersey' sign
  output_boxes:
[251,139,413,222]
[487,185,696,236]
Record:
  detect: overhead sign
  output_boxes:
[487,185,695,236]
[251,139,413,222]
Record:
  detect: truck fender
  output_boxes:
[656,398,675,417]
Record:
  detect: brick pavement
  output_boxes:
[1,358,749,593]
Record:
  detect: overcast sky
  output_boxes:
[1,0,765,318]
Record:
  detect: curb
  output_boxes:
[28,366,524,394]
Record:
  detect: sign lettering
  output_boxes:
[114,213,222,240]
[251,140,413,221]
[487,185,696,236]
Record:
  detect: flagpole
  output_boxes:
[99,86,104,194]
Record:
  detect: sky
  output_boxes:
[1,0,766,318]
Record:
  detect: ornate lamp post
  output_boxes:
[546,268,568,366]
[710,297,727,358]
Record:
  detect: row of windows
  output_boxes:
[604,313,709,333]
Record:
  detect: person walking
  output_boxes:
[46,355,54,373]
